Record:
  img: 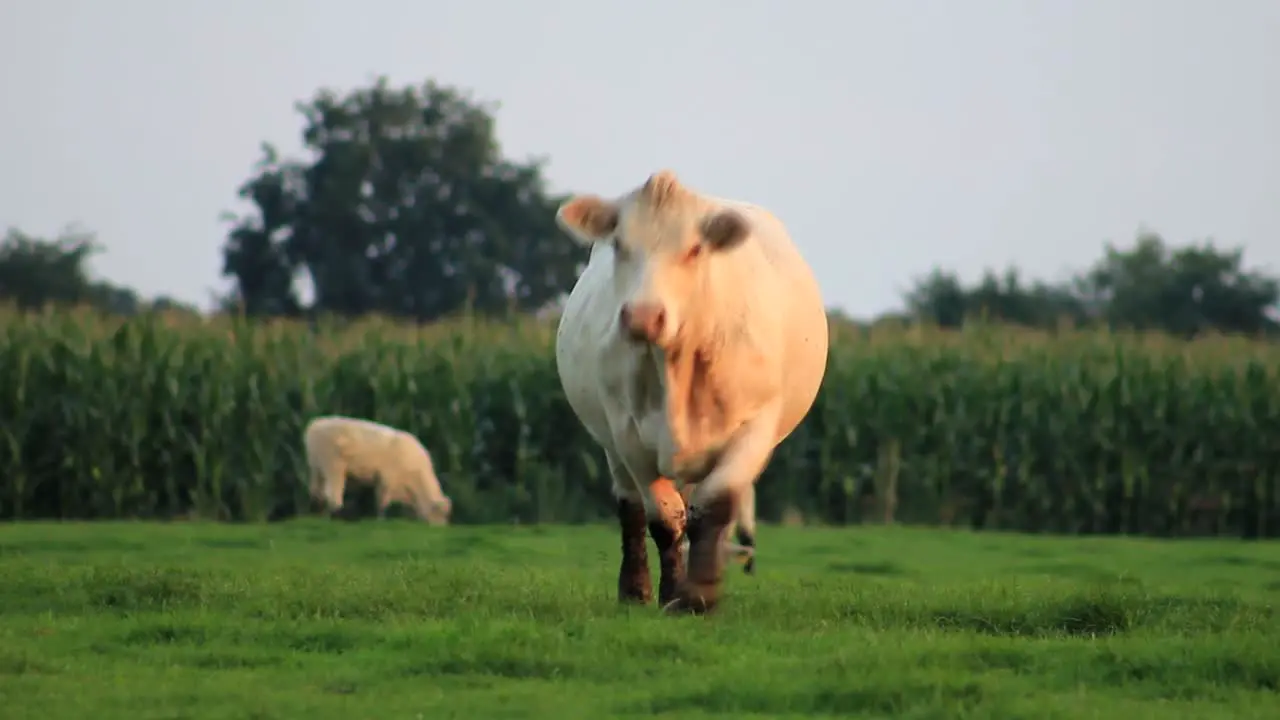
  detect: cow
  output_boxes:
[553,170,828,614]
[303,415,453,525]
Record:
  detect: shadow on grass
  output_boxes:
[0,651,57,676]
[89,567,208,611]
[1099,654,1280,694]
[0,538,149,557]
[645,680,985,717]
[815,585,1271,638]
[929,595,1133,637]
[196,538,268,550]
[826,561,908,576]
[1196,555,1280,571]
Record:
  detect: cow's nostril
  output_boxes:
[651,309,666,336]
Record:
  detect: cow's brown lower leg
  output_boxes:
[647,477,687,605]
[649,518,685,606]
[617,497,653,604]
[664,492,736,615]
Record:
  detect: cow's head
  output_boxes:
[556,170,752,350]
[420,494,452,526]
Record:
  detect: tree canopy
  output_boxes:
[219,77,586,322]
[0,227,196,316]
[903,232,1280,338]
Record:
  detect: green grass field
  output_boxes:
[1,522,1277,719]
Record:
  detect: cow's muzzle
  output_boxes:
[619,302,666,344]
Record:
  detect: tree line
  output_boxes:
[3,75,1277,337]
[898,238,1279,338]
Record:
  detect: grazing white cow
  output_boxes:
[304,415,452,525]
[554,170,828,614]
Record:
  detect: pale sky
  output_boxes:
[2,1,1277,318]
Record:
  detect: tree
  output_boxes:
[221,77,587,322]
[219,145,304,318]
[903,269,969,328]
[1075,232,1279,338]
[0,227,141,314]
[903,267,1086,330]
[902,232,1280,338]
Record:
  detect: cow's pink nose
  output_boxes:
[619,303,666,343]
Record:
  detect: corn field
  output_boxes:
[1,307,1278,537]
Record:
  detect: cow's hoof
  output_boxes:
[661,583,719,615]
[618,590,653,605]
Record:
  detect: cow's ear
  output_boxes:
[556,195,619,246]
[700,209,750,251]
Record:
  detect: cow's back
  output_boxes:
[305,415,400,477]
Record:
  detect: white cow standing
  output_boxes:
[554,170,829,614]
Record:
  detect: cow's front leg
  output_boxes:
[647,477,687,606]
[608,453,653,604]
[665,491,736,614]
[616,495,653,604]
[664,410,780,615]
